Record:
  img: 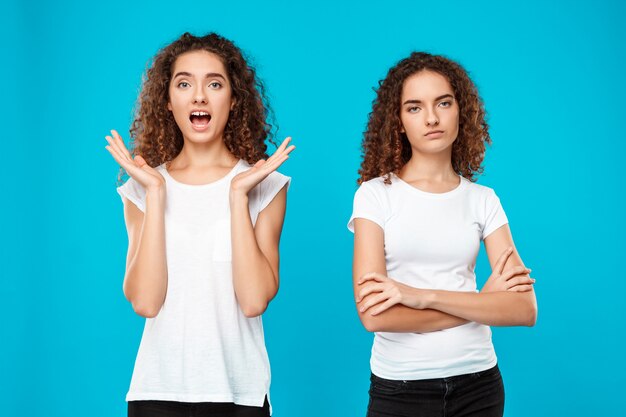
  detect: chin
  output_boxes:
[183,131,219,144]
[414,144,452,155]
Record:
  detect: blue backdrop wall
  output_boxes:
[2,0,625,415]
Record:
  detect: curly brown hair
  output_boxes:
[122,32,274,179]
[358,52,490,184]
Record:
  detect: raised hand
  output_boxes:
[230,137,295,198]
[481,247,535,293]
[105,130,165,190]
[356,272,427,315]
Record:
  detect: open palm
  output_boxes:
[105,130,165,189]
[231,137,295,195]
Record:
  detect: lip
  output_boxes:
[424,130,445,138]
[191,121,210,132]
[189,109,212,132]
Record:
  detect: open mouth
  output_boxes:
[189,111,211,130]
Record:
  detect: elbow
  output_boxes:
[513,297,537,327]
[124,288,163,318]
[240,301,268,318]
[524,305,538,327]
[238,284,277,318]
[359,313,380,333]
[131,301,162,318]
[122,275,165,318]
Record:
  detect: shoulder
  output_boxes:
[357,176,390,195]
[463,178,499,200]
[352,176,394,209]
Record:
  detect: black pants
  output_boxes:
[367,365,505,417]
[128,397,270,417]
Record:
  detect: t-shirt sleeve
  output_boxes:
[347,181,386,233]
[482,189,509,239]
[258,171,291,213]
[117,177,146,213]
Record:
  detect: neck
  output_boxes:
[170,137,238,170]
[399,148,457,182]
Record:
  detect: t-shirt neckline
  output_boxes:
[160,159,244,188]
[393,174,466,199]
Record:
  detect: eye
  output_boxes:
[177,81,190,88]
[439,101,452,108]
[209,82,222,89]
[407,106,420,113]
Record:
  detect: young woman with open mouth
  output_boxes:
[106,32,294,417]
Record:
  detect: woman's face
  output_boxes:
[399,70,459,156]
[167,50,233,145]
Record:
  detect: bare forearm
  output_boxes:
[230,195,277,317]
[357,299,468,333]
[424,289,537,327]
[124,190,168,317]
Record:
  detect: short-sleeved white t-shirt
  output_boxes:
[117,159,290,409]
[348,174,508,380]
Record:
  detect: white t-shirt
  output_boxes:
[348,174,508,380]
[117,159,290,408]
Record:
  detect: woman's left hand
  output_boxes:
[356,273,428,315]
[230,137,295,199]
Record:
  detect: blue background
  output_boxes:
[2,0,625,415]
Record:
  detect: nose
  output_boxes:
[425,107,439,126]
[193,86,207,104]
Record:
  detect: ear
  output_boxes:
[167,101,172,111]
[230,99,235,111]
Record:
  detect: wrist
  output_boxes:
[420,289,436,309]
[229,188,249,206]
[146,187,166,205]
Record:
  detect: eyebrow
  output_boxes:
[402,94,454,105]
[172,71,226,80]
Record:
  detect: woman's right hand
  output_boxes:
[481,247,535,293]
[105,130,165,190]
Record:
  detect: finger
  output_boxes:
[370,298,400,316]
[493,247,514,275]
[106,133,131,163]
[134,155,148,168]
[265,137,291,163]
[359,292,390,313]
[506,275,535,289]
[277,144,296,159]
[105,140,129,166]
[269,149,294,170]
[136,157,164,179]
[502,266,531,281]
[509,284,534,292]
[111,130,133,161]
[358,272,387,285]
[357,283,385,301]
[275,137,292,154]
[263,151,290,172]
[268,154,290,171]
[105,145,134,172]
[253,159,267,168]
[136,155,156,173]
